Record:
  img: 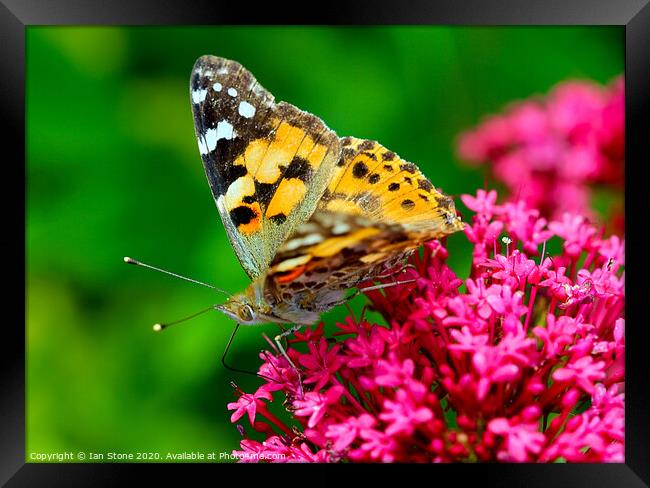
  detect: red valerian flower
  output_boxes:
[227,385,272,426]
[226,190,624,463]
[457,77,624,228]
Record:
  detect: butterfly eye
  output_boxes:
[238,304,254,322]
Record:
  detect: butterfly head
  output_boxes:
[215,297,264,325]
[215,281,286,325]
[215,281,318,326]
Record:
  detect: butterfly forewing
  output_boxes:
[190,55,342,279]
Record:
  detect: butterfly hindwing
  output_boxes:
[190,55,342,279]
[320,137,464,233]
[261,139,465,315]
[264,212,417,320]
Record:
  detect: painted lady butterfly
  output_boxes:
[190,55,464,332]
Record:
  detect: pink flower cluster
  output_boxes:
[457,78,624,225]
[227,189,624,463]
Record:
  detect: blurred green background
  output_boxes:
[26,26,622,461]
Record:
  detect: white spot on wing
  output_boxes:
[300,223,320,233]
[238,101,256,118]
[192,88,207,104]
[332,223,351,235]
[225,175,254,202]
[216,120,234,141]
[216,195,227,214]
[275,255,312,273]
[213,82,222,92]
[228,87,238,97]
[204,130,218,152]
[197,135,209,155]
[204,120,235,152]
[284,233,324,251]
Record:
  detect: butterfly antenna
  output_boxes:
[152,305,216,332]
[123,257,232,298]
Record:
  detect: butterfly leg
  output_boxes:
[222,323,274,381]
[344,301,357,322]
[359,303,369,323]
[356,279,417,294]
[374,263,417,280]
[344,301,369,325]
[341,279,417,310]
[274,324,304,398]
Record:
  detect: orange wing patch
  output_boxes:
[223,116,335,232]
[233,201,262,235]
[327,139,383,194]
[308,227,381,257]
[266,178,307,219]
[319,137,463,234]
[238,118,329,187]
[250,121,305,184]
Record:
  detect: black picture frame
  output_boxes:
[2,0,648,484]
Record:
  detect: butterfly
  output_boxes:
[190,55,464,333]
